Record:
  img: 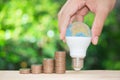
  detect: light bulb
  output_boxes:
[66,21,91,71]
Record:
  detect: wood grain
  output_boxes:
[0,70,120,80]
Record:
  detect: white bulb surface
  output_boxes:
[66,37,91,58]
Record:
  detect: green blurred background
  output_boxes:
[0,0,120,70]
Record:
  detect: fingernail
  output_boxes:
[93,36,98,45]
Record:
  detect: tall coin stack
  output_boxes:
[43,58,54,74]
[31,64,42,74]
[55,51,66,74]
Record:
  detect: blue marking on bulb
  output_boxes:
[66,24,72,36]
[75,33,86,37]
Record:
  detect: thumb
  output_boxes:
[92,9,109,45]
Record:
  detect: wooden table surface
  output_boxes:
[0,70,120,80]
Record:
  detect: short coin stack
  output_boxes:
[31,64,42,74]
[19,68,30,74]
[55,51,66,74]
[43,58,54,74]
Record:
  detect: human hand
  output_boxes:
[58,0,116,45]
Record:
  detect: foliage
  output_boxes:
[0,0,120,70]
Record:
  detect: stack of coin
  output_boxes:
[55,51,66,74]
[19,68,30,74]
[31,64,42,74]
[43,58,54,74]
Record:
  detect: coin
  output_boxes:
[19,68,30,74]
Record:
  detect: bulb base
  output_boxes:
[72,57,84,71]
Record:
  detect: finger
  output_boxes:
[58,0,86,40]
[70,15,76,24]
[58,1,70,28]
[91,9,109,45]
[60,15,70,40]
[70,7,89,23]
[76,7,89,22]
[70,12,83,23]
[77,7,89,16]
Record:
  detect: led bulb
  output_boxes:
[66,21,91,71]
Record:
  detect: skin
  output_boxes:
[58,0,116,45]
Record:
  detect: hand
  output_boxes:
[58,0,116,45]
